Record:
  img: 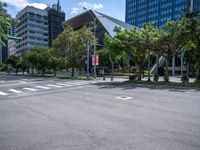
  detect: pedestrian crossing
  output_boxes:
[9,89,22,93]
[0,80,102,97]
[0,91,8,96]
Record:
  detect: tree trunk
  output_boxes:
[71,67,74,77]
[195,66,200,83]
[156,53,159,75]
[31,67,34,75]
[111,61,114,81]
[42,68,45,76]
[109,49,114,81]
[138,65,142,81]
[53,68,56,77]
[147,49,151,82]
[15,68,18,75]
[79,65,82,76]
[165,59,169,82]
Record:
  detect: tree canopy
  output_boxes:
[53,25,95,76]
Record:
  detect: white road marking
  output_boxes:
[46,84,62,88]
[56,83,72,86]
[35,86,50,89]
[9,89,22,93]
[67,82,89,85]
[115,96,134,100]
[23,88,38,91]
[0,91,8,96]
[66,82,81,85]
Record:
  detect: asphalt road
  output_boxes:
[0,75,200,150]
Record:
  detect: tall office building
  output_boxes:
[8,19,17,57]
[46,0,65,47]
[126,0,200,28]
[15,6,49,56]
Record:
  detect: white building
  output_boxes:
[8,40,16,57]
[15,6,49,56]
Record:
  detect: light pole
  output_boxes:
[87,40,90,79]
[83,7,97,78]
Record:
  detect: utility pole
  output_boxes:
[83,7,97,78]
[87,40,90,79]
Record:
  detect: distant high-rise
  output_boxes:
[8,19,17,57]
[126,0,200,28]
[15,6,49,56]
[46,0,65,47]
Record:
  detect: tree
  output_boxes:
[26,47,51,76]
[184,16,200,82]
[140,23,157,82]
[49,49,67,76]
[106,27,148,81]
[0,2,11,46]
[20,53,31,75]
[6,55,19,74]
[37,48,51,76]
[53,26,95,77]
[104,30,126,81]
[76,26,95,76]
[154,20,188,82]
[26,49,38,75]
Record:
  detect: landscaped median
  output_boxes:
[1,73,97,81]
[125,80,200,89]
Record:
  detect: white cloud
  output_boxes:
[2,0,47,10]
[71,2,103,14]
[71,8,80,14]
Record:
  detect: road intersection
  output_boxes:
[0,75,200,150]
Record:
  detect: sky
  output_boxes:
[2,0,126,21]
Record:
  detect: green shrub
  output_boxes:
[129,75,137,81]
[181,74,189,83]
[0,63,5,72]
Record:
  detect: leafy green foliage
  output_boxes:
[105,27,148,80]
[53,26,95,76]
[153,20,189,82]
[183,16,200,82]
[24,47,64,76]
[181,74,189,83]
[0,2,11,46]
[0,62,5,72]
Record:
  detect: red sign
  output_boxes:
[92,55,99,66]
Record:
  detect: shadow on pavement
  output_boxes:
[93,82,200,93]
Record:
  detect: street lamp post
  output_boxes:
[83,7,97,78]
[87,40,90,79]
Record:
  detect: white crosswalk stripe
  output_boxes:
[66,82,84,85]
[9,89,22,93]
[46,84,62,88]
[0,81,101,97]
[0,91,8,96]
[35,86,50,89]
[56,83,72,86]
[23,88,38,91]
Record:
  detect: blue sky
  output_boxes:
[3,0,125,21]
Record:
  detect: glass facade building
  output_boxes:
[126,0,200,28]
[45,0,65,47]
